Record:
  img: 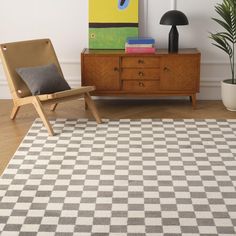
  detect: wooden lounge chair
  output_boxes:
[0,38,101,136]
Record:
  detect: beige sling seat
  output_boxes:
[0,38,101,136]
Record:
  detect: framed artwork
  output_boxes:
[89,0,139,49]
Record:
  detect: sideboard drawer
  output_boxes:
[122,80,160,93]
[121,68,160,80]
[122,57,160,68]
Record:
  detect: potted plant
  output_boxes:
[210,0,236,111]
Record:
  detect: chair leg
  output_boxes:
[84,100,88,110]
[50,103,58,111]
[10,104,20,120]
[32,97,54,136]
[84,93,102,124]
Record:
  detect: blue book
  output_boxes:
[127,37,155,45]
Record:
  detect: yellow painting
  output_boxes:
[89,0,139,49]
[89,0,138,23]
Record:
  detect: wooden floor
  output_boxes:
[0,98,236,175]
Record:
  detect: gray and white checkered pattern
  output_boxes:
[0,119,236,236]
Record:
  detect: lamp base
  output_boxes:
[168,25,179,53]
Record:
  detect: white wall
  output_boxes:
[0,0,227,99]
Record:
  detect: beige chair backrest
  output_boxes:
[0,39,64,99]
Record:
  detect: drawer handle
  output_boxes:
[114,67,119,72]
[163,67,170,72]
[138,59,144,64]
[139,82,144,87]
[138,71,144,76]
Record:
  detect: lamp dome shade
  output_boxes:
[160,10,189,26]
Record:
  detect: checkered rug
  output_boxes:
[0,119,236,236]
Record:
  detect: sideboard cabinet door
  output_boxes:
[160,55,200,92]
[82,56,120,91]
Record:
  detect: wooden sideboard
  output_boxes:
[81,48,201,108]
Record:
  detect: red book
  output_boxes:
[125,47,156,53]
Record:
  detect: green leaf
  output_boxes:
[210,0,236,82]
[212,18,233,35]
[210,33,233,57]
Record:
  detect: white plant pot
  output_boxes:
[221,80,236,111]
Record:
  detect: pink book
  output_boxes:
[125,47,156,53]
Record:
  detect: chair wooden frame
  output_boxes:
[0,39,101,136]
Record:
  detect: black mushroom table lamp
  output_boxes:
[160,10,189,53]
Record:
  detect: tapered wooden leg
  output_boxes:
[191,94,197,109]
[50,103,58,111]
[10,105,20,120]
[84,93,102,124]
[84,100,88,110]
[32,97,54,136]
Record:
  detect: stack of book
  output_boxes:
[125,37,156,53]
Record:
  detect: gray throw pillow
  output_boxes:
[16,64,71,95]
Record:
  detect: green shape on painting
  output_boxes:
[89,27,138,49]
